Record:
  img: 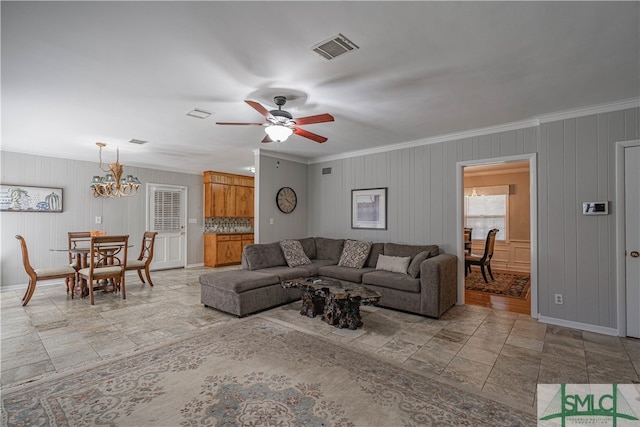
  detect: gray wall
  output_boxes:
[307,127,537,254]
[1,152,204,287]
[300,107,638,330]
[538,109,639,328]
[256,154,308,243]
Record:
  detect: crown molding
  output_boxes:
[310,97,639,165]
[465,167,530,177]
[257,148,309,165]
[537,97,640,123]
[310,118,539,164]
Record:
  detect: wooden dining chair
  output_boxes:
[67,231,91,295]
[465,228,499,283]
[78,235,129,305]
[15,235,77,306]
[463,227,473,255]
[126,231,158,286]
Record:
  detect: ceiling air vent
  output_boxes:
[129,139,148,145]
[311,34,359,60]
[186,108,212,119]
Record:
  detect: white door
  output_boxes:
[625,145,640,338]
[147,184,187,270]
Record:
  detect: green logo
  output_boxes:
[539,384,639,426]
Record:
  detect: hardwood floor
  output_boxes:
[464,269,531,315]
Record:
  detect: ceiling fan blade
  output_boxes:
[215,122,264,126]
[245,100,274,120]
[293,127,328,143]
[261,134,273,143]
[294,113,335,126]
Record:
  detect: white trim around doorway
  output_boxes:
[615,139,640,338]
[456,153,538,318]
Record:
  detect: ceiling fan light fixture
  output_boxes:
[265,125,293,142]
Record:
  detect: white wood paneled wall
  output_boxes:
[0,152,204,287]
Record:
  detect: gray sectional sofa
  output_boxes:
[200,237,457,319]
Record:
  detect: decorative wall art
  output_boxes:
[351,187,387,229]
[0,185,63,212]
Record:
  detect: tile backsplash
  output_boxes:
[205,217,253,233]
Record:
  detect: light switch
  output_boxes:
[269,218,274,225]
[188,218,197,224]
[95,216,102,224]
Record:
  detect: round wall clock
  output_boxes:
[276,187,297,213]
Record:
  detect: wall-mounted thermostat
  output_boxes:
[582,201,609,215]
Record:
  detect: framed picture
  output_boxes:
[351,187,387,229]
[0,184,63,212]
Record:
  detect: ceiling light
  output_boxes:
[187,108,212,119]
[90,142,141,198]
[265,125,293,142]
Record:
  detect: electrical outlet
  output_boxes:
[554,294,563,304]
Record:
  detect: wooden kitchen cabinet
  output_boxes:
[204,171,253,218]
[204,233,250,267]
[241,233,254,253]
[235,186,254,217]
[216,184,236,217]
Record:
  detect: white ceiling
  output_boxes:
[2,2,638,176]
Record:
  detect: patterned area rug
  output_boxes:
[465,269,531,298]
[1,318,535,426]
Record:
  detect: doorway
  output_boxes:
[147,183,187,270]
[457,154,538,317]
[616,140,640,338]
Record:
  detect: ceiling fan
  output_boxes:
[216,96,334,143]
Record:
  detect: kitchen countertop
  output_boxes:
[204,231,254,235]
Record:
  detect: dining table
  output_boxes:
[50,240,132,298]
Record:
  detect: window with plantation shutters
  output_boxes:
[152,189,182,232]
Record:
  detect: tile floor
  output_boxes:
[1,267,639,411]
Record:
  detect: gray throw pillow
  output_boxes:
[279,240,311,267]
[407,250,430,279]
[375,254,411,274]
[338,240,372,269]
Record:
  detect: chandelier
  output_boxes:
[90,142,141,198]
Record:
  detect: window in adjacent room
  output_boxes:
[464,185,509,241]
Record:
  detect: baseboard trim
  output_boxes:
[186,263,205,269]
[537,315,619,337]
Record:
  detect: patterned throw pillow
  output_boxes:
[375,254,411,274]
[280,240,311,267]
[338,240,372,269]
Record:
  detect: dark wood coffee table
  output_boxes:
[282,277,382,330]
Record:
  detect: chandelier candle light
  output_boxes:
[90,142,141,198]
